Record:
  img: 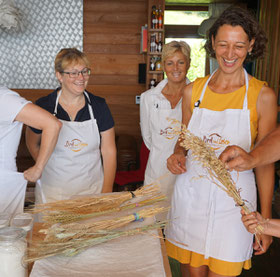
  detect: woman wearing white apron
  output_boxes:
[166,7,277,277]
[0,87,61,215]
[26,48,116,204]
[140,41,191,218]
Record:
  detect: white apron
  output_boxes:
[166,69,256,262]
[0,120,27,215]
[144,97,181,197]
[144,79,190,199]
[35,91,103,204]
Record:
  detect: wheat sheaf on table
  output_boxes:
[28,184,164,224]
[25,184,169,262]
[166,118,263,234]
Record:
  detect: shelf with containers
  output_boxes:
[146,0,165,90]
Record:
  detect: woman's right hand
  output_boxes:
[23,165,43,183]
[167,153,187,174]
[241,210,267,234]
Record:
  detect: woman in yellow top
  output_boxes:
[166,6,277,277]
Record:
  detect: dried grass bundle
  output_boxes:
[25,207,167,263]
[28,184,161,223]
[167,118,263,233]
[42,194,166,224]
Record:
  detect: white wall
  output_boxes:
[0,0,83,89]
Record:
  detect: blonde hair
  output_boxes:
[54,48,90,73]
[162,40,191,65]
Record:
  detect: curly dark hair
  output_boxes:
[204,6,267,62]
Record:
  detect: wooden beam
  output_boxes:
[165,24,200,38]
[165,5,208,11]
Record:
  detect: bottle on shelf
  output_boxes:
[157,32,163,53]
[155,56,162,71]
[146,1,165,89]
[151,5,157,29]
[150,33,157,53]
[158,6,163,29]
[150,57,156,71]
[149,79,156,89]
[155,8,159,29]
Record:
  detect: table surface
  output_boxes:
[28,222,172,276]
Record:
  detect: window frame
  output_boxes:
[164,6,208,39]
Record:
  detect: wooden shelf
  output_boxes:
[149,29,164,32]
[148,71,164,74]
[149,52,162,55]
[146,0,165,90]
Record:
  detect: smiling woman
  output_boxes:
[140,41,191,220]
[211,24,255,81]
[165,6,277,277]
[164,8,209,81]
[25,48,117,209]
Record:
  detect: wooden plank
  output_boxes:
[84,0,146,13]
[109,104,139,115]
[166,5,208,11]
[86,54,144,75]
[165,24,200,38]
[83,0,147,138]
[84,44,140,55]
[261,0,271,81]
[97,94,138,105]
[270,1,280,92]
[159,229,172,277]
[84,24,142,35]
[115,128,141,138]
[84,12,146,25]
[13,89,52,103]
[256,0,266,80]
[87,84,146,95]
[84,33,140,45]
[88,74,139,85]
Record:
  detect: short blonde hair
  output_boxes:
[162,40,191,65]
[54,48,90,73]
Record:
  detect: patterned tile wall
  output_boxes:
[0,0,83,89]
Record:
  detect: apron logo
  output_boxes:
[64,139,88,152]
[203,133,230,151]
[160,127,175,139]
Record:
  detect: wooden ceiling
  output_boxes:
[166,0,242,5]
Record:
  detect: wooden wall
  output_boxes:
[256,0,280,109]
[84,0,147,138]
[16,0,148,139]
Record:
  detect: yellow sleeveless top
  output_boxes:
[190,76,266,147]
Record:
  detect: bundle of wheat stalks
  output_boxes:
[167,118,263,234]
[26,184,168,262]
[26,206,167,263]
[28,184,162,224]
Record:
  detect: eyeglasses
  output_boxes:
[61,68,91,78]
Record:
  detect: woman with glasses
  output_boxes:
[26,48,116,204]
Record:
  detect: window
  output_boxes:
[164,7,209,81]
